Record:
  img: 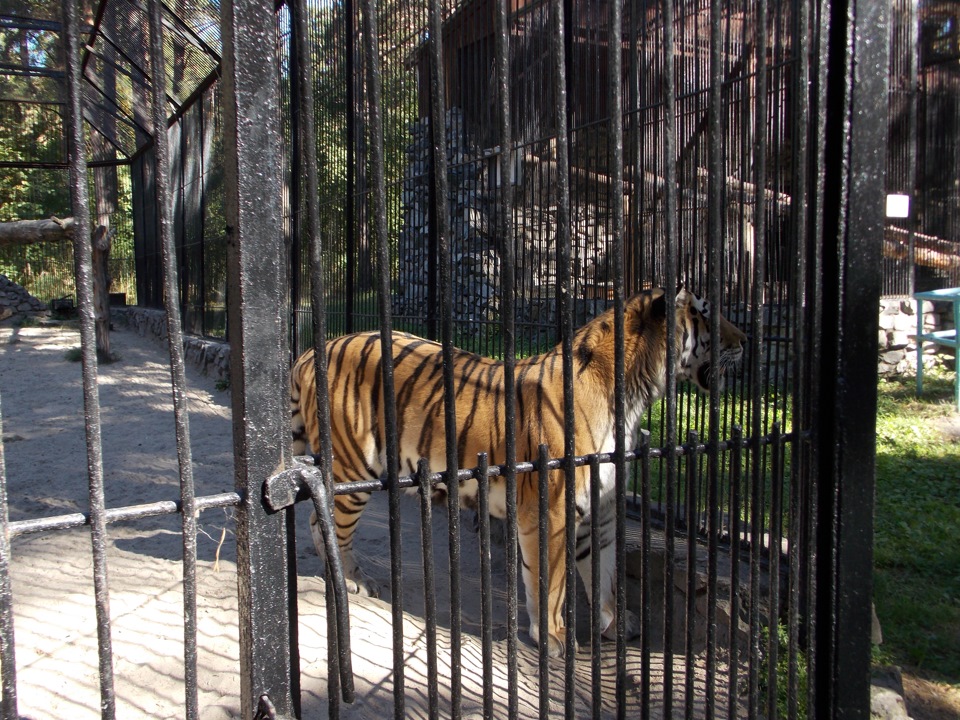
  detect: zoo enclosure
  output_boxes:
[0,0,888,718]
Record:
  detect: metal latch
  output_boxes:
[265,457,355,702]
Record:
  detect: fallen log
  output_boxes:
[884,225,960,272]
[0,217,75,248]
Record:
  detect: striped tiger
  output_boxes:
[290,287,746,658]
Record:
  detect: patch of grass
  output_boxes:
[873,367,960,683]
[13,314,41,328]
[215,377,230,392]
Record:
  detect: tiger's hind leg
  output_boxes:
[575,500,640,642]
[309,490,379,598]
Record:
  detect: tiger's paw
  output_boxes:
[344,570,379,599]
[529,623,573,658]
[601,609,641,641]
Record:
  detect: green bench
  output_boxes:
[915,287,960,412]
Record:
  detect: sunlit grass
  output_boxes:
[872,367,960,683]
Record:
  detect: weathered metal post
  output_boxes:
[219,0,297,717]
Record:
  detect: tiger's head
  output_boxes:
[675,287,746,392]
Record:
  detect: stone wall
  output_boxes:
[0,274,47,320]
[394,109,610,337]
[112,306,230,383]
[878,296,950,375]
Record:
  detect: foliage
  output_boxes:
[759,622,810,719]
[872,368,960,682]
[0,22,69,219]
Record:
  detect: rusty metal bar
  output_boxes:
[62,0,117,715]
[147,1,201,715]
[0,396,17,720]
[219,0,295,715]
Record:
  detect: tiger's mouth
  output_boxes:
[694,362,727,393]
[696,363,711,392]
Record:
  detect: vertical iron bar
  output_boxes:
[767,422,783,720]
[477,454,494,719]
[424,0,462,713]
[147,3,201,716]
[538,444,551,719]
[705,0,724,711]
[493,0,519,706]
[727,425,743,720]
[357,0,404,708]
[748,0,769,712]
[292,0,355,706]
[289,12,303,359]
[417,459,439,720]
[607,0,628,711]
[220,0,294,715]
[589,457,602,720]
[62,1,117,715]
[549,0,577,699]
[639,429,652,720]
[0,397,18,720]
[661,0,680,711]
[788,1,811,714]
[804,0,831,710]
[344,0,356,334]
[817,0,887,712]
[684,432,699,720]
[905,0,918,299]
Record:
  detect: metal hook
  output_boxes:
[264,458,355,703]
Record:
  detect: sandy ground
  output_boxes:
[1,321,731,719]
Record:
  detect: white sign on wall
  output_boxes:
[886,194,910,219]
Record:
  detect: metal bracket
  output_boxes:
[264,457,355,702]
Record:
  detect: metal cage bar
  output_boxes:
[219,0,295,716]
[147,1,202,715]
[63,0,118,715]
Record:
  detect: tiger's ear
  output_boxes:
[676,286,693,307]
[650,290,667,319]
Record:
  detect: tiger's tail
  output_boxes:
[290,357,309,456]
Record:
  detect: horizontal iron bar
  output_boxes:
[7,492,242,539]
[319,431,799,497]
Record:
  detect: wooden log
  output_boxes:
[0,217,75,247]
[884,225,960,271]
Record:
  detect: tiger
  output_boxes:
[290,287,746,658]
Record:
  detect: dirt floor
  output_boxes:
[902,672,960,720]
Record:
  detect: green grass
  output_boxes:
[873,367,960,683]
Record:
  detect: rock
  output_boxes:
[871,666,912,720]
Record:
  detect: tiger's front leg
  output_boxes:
[309,489,379,598]
[518,490,570,658]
